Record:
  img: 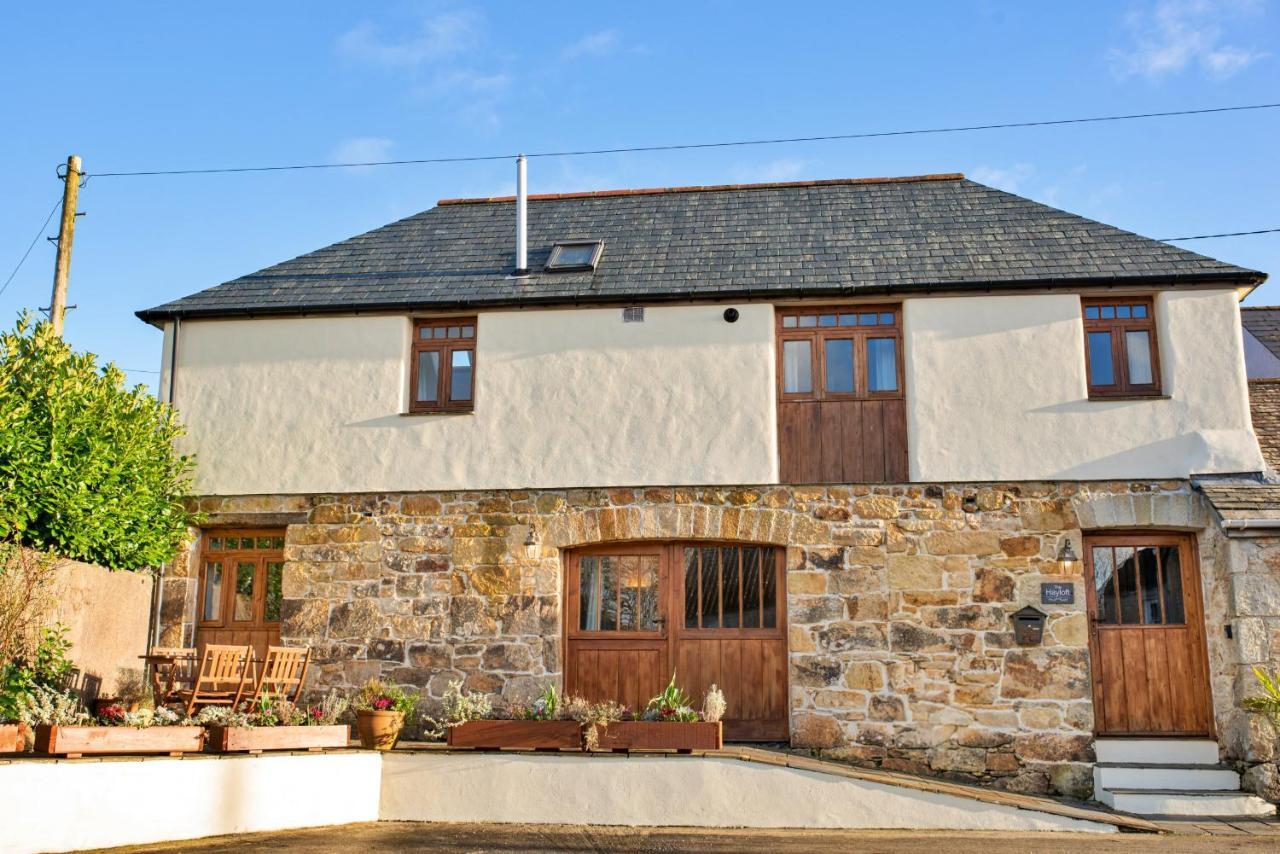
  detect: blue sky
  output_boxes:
[2,1,1278,388]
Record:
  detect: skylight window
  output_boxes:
[546,240,603,272]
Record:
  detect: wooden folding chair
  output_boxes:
[172,644,256,716]
[252,646,310,704]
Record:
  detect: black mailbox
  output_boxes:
[1012,606,1048,646]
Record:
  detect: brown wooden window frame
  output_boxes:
[196,529,286,631]
[776,305,905,403]
[409,317,477,414]
[1082,298,1162,399]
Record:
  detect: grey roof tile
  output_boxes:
[137,174,1262,321]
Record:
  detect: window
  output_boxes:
[577,554,660,632]
[546,240,603,272]
[683,545,777,630]
[410,318,476,413]
[1089,539,1186,626]
[1082,299,1161,397]
[777,306,902,400]
[198,530,285,629]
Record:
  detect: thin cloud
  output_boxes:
[969,164,1036,195]
[1110,0,1268,80]
[562,29,622,60]
[734,158,808,183]
[337,10,481,68]
[329,137,395,170]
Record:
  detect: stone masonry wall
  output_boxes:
[160,481,1238,799]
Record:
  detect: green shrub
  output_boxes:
[0,625,73,721]
[0,313,197,569]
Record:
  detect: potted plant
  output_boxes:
[594,675,724,752]
[201,690,350,753]
[1,626,76,754]
[444,683,582,750]
[25,686,204,757]
[352,679,416,750]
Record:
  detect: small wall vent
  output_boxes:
[622,306,645,323]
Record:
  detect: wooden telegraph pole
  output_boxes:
[49,154,82,335]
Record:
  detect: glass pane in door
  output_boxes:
[1093,547,1118,624]
[234,561,256,621]
[578,555,659,632]
[264,561,284,622]
[202,561,223,621]
[1159,546,1186,624]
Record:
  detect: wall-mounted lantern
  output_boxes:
[1012,605,1048,646]
[1055,539,1081,576]
[523,526,541,560]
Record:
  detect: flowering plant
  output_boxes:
[641,673,699,723]
[351,679,416,716]
[516,684,561,721]
[17,684,89,727]
[195,690,350,728]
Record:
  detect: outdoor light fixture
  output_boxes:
[523,527,541,560]
[1056,540,1081,576]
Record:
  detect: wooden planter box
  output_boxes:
[34,725,205,758]
[596,721,722,752]
[0,723,28,754]
[206,724,350,753]
[446,720,583,750]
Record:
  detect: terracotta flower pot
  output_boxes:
[356,709,404,750]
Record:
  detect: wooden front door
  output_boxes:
[565,542,789,742]
[195,529,285,662]
[1084,533,1214,737]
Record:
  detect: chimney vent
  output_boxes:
[514,154,529,276]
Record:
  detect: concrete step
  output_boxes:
[1096,788,1276,817]
[1093,738,1219,766]
[1094,763,1241,792]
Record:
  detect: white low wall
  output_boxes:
[379,752,1115,833]
[1,752,381,854]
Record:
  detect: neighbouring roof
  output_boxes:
[1242,306,1280,360]
[137,173,1264,322]
[1249,379,1280,472]
[1196,480,1280,523]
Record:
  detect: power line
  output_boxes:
[0,197,63,298]
[87,102,1280,179]
[1161,227,1280,241]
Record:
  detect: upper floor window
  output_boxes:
[410,318,476,413]
[1082,298,1161,398]
[777,307,903,400]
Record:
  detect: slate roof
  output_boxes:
[1249,379,1280,472]
[1242,306,1280,360]
[137,173,1264,322]
[1196,480,1280,523]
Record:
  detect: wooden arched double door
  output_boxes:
[564,541,789,741]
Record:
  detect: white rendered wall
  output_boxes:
[379,752,1114,832]
[168,304,778,495]
[904,289,1263,481]
[1,753,380,854]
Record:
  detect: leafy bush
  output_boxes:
[0,314,196,570]
[0,625,73,722]
[16,684,88,727]
[422,679,491,739]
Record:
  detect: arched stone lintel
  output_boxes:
[1071,489,1210,532]
[542,504,811,550]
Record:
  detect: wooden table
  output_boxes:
[140,651,197,705]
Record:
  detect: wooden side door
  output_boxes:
[195,530,285,663]
[1084,533,1214,736]
[672,543,789,741]
[564,544,670,713]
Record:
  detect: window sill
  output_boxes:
[401,409,474,417]
[1086,393,1170,402]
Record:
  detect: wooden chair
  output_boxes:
[252,646,310,704]
[172,644,256,716]
[147,647,197,705]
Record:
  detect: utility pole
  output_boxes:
[49,154,82,336]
